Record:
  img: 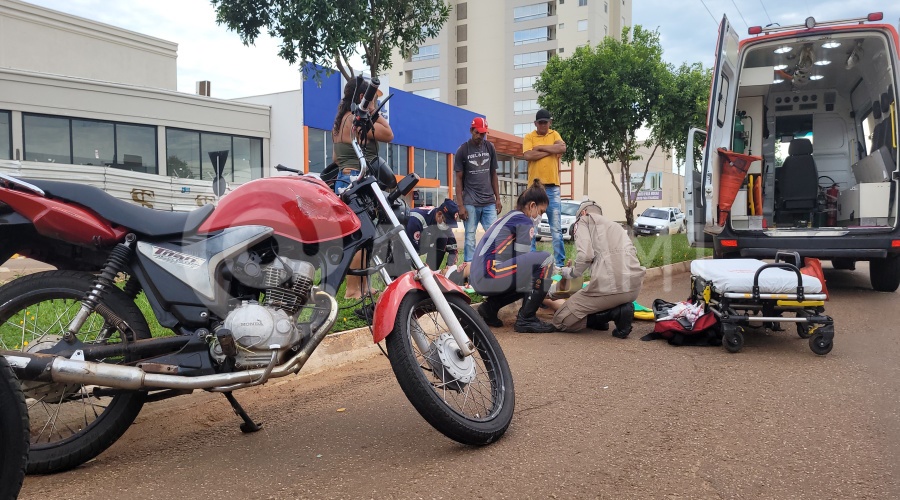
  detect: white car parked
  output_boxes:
[537,200,582,241]
[634,207,685,236]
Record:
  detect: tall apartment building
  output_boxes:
[389,0,632,136]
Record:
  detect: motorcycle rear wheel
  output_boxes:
[0,356,29,499]
[0,271,151,474]
[386,291,514,445]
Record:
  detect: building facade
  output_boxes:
[385,0,675,219]
[389,0,632,136]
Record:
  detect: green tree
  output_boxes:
[211,0,450,81]
[533,26,710,227]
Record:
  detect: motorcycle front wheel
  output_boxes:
[0,355,29,499]
[386,291,514,445]
[0,271,151,474]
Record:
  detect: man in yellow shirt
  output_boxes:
[523,108,567,267]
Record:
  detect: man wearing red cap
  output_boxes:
[454,117,502,264]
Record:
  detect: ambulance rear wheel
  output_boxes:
[870,255,900,293]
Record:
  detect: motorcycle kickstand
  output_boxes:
[223,391,262,433]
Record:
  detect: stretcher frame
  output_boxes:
[689,252,835,355]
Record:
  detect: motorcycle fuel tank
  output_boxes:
[197,176,361,244]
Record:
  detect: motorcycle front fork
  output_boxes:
[368,188,475,357]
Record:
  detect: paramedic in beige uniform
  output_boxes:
[552,200,646,338]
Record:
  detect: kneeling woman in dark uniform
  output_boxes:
[471,180,555,333]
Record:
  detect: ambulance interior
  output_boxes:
[732,32,898,231]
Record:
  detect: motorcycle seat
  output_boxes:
[26,179,215,238]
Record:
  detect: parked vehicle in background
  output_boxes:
[634,207,685,236]
[685,12,900,292]
[538,199,581,241]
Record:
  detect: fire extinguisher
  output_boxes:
[826,183,839,226]
[733,111,747,154]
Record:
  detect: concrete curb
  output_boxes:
[300,326,384,377]
[642,260,695,282]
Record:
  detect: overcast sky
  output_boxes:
[24,0,900,100]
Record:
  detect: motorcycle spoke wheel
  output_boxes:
[387,291,514,445]
[0,271,151,474]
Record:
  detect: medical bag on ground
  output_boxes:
[640,299,722,346]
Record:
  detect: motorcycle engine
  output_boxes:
[213,255,317,368]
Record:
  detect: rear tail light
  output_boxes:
[720,239,738,248]
[891,240,900,248]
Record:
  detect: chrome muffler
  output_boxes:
[4,292,338,392]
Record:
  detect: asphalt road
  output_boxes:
[17,263,900,499]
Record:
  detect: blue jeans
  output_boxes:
[530,185,565,267]
[463,204,498,262]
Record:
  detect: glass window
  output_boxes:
[201,132,232,180]
[411,44,439,61]
[514,27,549,46]
[233,136,263,183]
[514,76,539,92]
[23,114,71,164]
[514,51,549,69]
[306,128,329,174]
[413,88,441,100]
[577,19,588,31]
[579,0,587,6]
[166,129,200,179]
[514,123,537,137]
[0,111,10,160]
[388,143,408,174]
[514,3,549,22]
[437,152,448,185]
[21,114,158,171]
[517,159,529,179]
[414,148,426,178]
[410,67,440,83]
[72,119,114,167]
[716,75,730,127]
[514,99,541,115]
[604,1,608,12]
[116,124,157,174]
[861,107,875,155]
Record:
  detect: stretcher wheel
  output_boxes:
[722,329,744,353]
[796,323,813,339]
[809,333,833,355]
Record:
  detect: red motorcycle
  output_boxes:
[0,79,514,474]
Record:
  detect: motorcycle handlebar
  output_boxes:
[274,164,301,174]
[358,77,380,115]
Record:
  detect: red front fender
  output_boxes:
[372,271,471,344]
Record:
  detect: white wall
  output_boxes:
[0,0,177,90]
[234,91,303,177]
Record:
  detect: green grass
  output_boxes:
[536,233,712,272]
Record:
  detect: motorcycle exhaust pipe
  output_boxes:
[5,292,339,392]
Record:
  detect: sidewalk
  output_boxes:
[0,256,55,283]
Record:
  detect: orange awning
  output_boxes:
[486,128,524,157]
